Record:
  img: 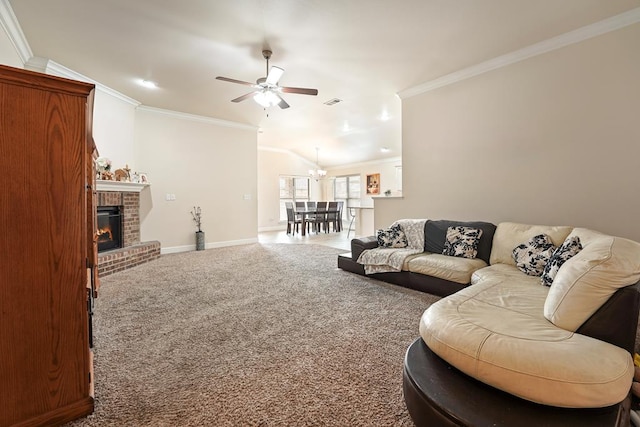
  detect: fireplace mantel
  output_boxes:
[96,180,149,193]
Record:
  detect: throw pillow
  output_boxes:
[442,226,483,259]
[424,220,496,263]
[541,236,583,286]
[512,234,556,276]
[376,224,408,248]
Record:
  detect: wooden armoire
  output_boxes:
[0,64,98,426]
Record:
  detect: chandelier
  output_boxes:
[309,147,327,181]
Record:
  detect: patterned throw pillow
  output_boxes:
[512,234,556,276]
[376,224,408,248]
[442,226,483,259]
[541,236,583,286]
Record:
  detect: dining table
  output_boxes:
[295,206,341,236]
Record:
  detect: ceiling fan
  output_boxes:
[216,50,318,109]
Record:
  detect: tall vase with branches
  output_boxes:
[191,206,204,250]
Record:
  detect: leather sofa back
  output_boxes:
[423,220,496,264]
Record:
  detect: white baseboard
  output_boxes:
[161,237,259,255]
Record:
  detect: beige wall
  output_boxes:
[377,23,640,242]
[135,109,258,251]
[92,90,137,169]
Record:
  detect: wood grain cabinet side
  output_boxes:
[0,64,97,427]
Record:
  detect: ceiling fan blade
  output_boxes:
[216,76,256,86]
[280,86,318,96]
[266,66,284,85]
[276,94,290,109]
[231,92,257,103]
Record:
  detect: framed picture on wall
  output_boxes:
[366,173,380,195]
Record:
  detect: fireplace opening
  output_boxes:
[97,206,123,252]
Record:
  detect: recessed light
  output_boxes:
[380,147,391,153]
[139,79,158,89]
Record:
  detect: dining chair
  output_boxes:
[294,201,311,233]
[336,201,344,232]
[294,201,305,226]
[302,201,316,233]
[326,201,339,232]
[313,201,328,233]
[285,202,302,234]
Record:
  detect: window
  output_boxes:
[279,176,309,221]
[334,174,361,208]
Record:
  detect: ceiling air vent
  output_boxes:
[323,98,342,106]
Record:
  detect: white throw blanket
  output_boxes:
[357,219,426,274]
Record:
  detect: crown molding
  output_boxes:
[43,59,141,106]
[0,0,31,63]
[137,105,257,131]
[398,7,640,99]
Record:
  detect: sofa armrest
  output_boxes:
[576,281,640,354]
[351,236,378,262]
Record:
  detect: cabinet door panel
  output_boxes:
[0,66,94,427]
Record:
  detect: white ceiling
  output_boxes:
[7,0,638,167]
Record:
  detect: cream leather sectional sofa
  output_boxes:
[421,222,640,408]
[338,220,640,415]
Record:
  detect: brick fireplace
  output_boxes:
[96,181,160,276]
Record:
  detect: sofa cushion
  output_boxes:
[376,223,408,248]
[490,222,572,266]
[544,228,640,331]
[442,226,483,259]
[420,276,634,408]
[408,253,487,284]
[540,236,582,286]
[471,263,525,285]
[424,220,496,264]
[512,234,556,276]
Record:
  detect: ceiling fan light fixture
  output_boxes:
[217,49,318,110]
[253,89,280,108]
[266,66,284,85]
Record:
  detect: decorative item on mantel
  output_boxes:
[95,157,147,184]
[384,189,392,196]
[191,206,205,251]
[96,157,113,180]
[113,164,131,182]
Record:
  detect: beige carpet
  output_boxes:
[66,243,440,426]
